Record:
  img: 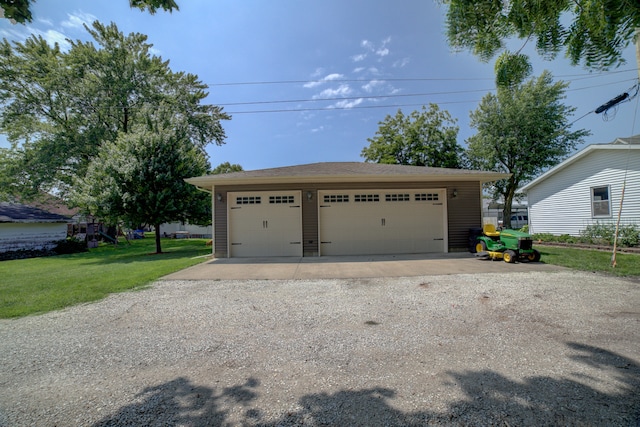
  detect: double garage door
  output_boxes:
[227,189,446,257]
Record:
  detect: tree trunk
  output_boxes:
[155,223,162,254]
[502,179,517,229]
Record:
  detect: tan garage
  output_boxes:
[228,191,302,257]
[185,162,507,258]
[318,189,446,255]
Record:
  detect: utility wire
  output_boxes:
[208,68,638,87]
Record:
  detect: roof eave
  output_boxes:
[185,172,509,190]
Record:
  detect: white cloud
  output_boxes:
[37,18,54,26]
[375,47,389,57]
[61,12,96,29]
[351,53,367,62]
[40,29,71,50]
[304,73,345,88]
[361,40,373,50]
[311,126,324,133]
[362,79,384,93]
[353,67,365,73]
[332,98,363,109]
[313,84,352,99]
[393,57,411,68]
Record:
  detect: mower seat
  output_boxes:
[483,224,501,238]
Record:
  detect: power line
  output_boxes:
[220,78,638,115]
[207,68,638,87]
[227,99,482,115]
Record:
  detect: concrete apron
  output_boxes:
[162,252,565,281]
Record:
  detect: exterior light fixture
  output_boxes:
[216,193,223,202]
[452,189,458,198]
[306,191,313,201]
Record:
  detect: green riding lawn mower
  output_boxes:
[474,224,541,263]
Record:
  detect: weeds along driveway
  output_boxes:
[1,270,639,426]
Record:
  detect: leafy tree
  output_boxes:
[0,0,179,24]
[442,0,640,85]
[467,71,589,228]
[0,21,229,200]
[210,162,243,174]
[71,108,210,254]
[361,104,465,168]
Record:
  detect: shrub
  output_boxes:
[580,222,640,247]
[53,238,88,255]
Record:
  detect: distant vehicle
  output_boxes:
[498,213,528,229]
[509,214,528,229]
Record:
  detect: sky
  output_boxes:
[0,0,638,172]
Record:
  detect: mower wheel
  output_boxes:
[475,240,487,253]
[503,250,517,263]
[525,249,541,262]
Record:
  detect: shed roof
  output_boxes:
[520,135,640,192]
[0,202,71,223]
[186,162,509,189]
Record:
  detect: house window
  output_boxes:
[324,194,349,203]
[385,193,410,202]
[354,194,380,202]
[591,186,610,217]
[236,196,261,205]
[415,193,439,201]
[269,195,295,204]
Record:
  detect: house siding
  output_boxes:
[527,149,640,235]
[0,223,67,253]
[212,181,481,257]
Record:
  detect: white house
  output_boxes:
[0,202,71,253]
[520,135,640,236]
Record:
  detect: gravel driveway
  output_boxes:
[1,270,639,426]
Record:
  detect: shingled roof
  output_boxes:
[0,202,71,223]
[186,162,508,189]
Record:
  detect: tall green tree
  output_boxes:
[71,107,210,254]
[442,0,640,85]
[0,21,229,200]
[210,162,243,174]
[361,104,465,168]
[0,0,179,24]
[467,71,589,228]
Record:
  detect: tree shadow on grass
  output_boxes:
[92,342,640,426]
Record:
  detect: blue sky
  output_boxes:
[1,1,638,171]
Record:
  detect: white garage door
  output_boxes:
[228,191,302,257]
[319,189,446,256]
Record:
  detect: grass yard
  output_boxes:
[0,237,211,318]
[1,240,638,319]
[538,245,640,277]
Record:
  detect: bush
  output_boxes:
[580,222,640,247]
[533,223,639,247]
[53,238,88,255]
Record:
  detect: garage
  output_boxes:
[318,189,446,255]
[186,162,508,258]
[228,191,302,257]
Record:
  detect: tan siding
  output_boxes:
[446,182,483,250]
[214,180,482,256]
[213,195,227,257]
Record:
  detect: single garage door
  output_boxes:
[319,189,446,256]
[228,191,302,257]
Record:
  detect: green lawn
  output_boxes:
[0,237,211,318]
[1,241,638,319]
[538,245,640,277]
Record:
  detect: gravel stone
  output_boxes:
[1,270,639,426]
